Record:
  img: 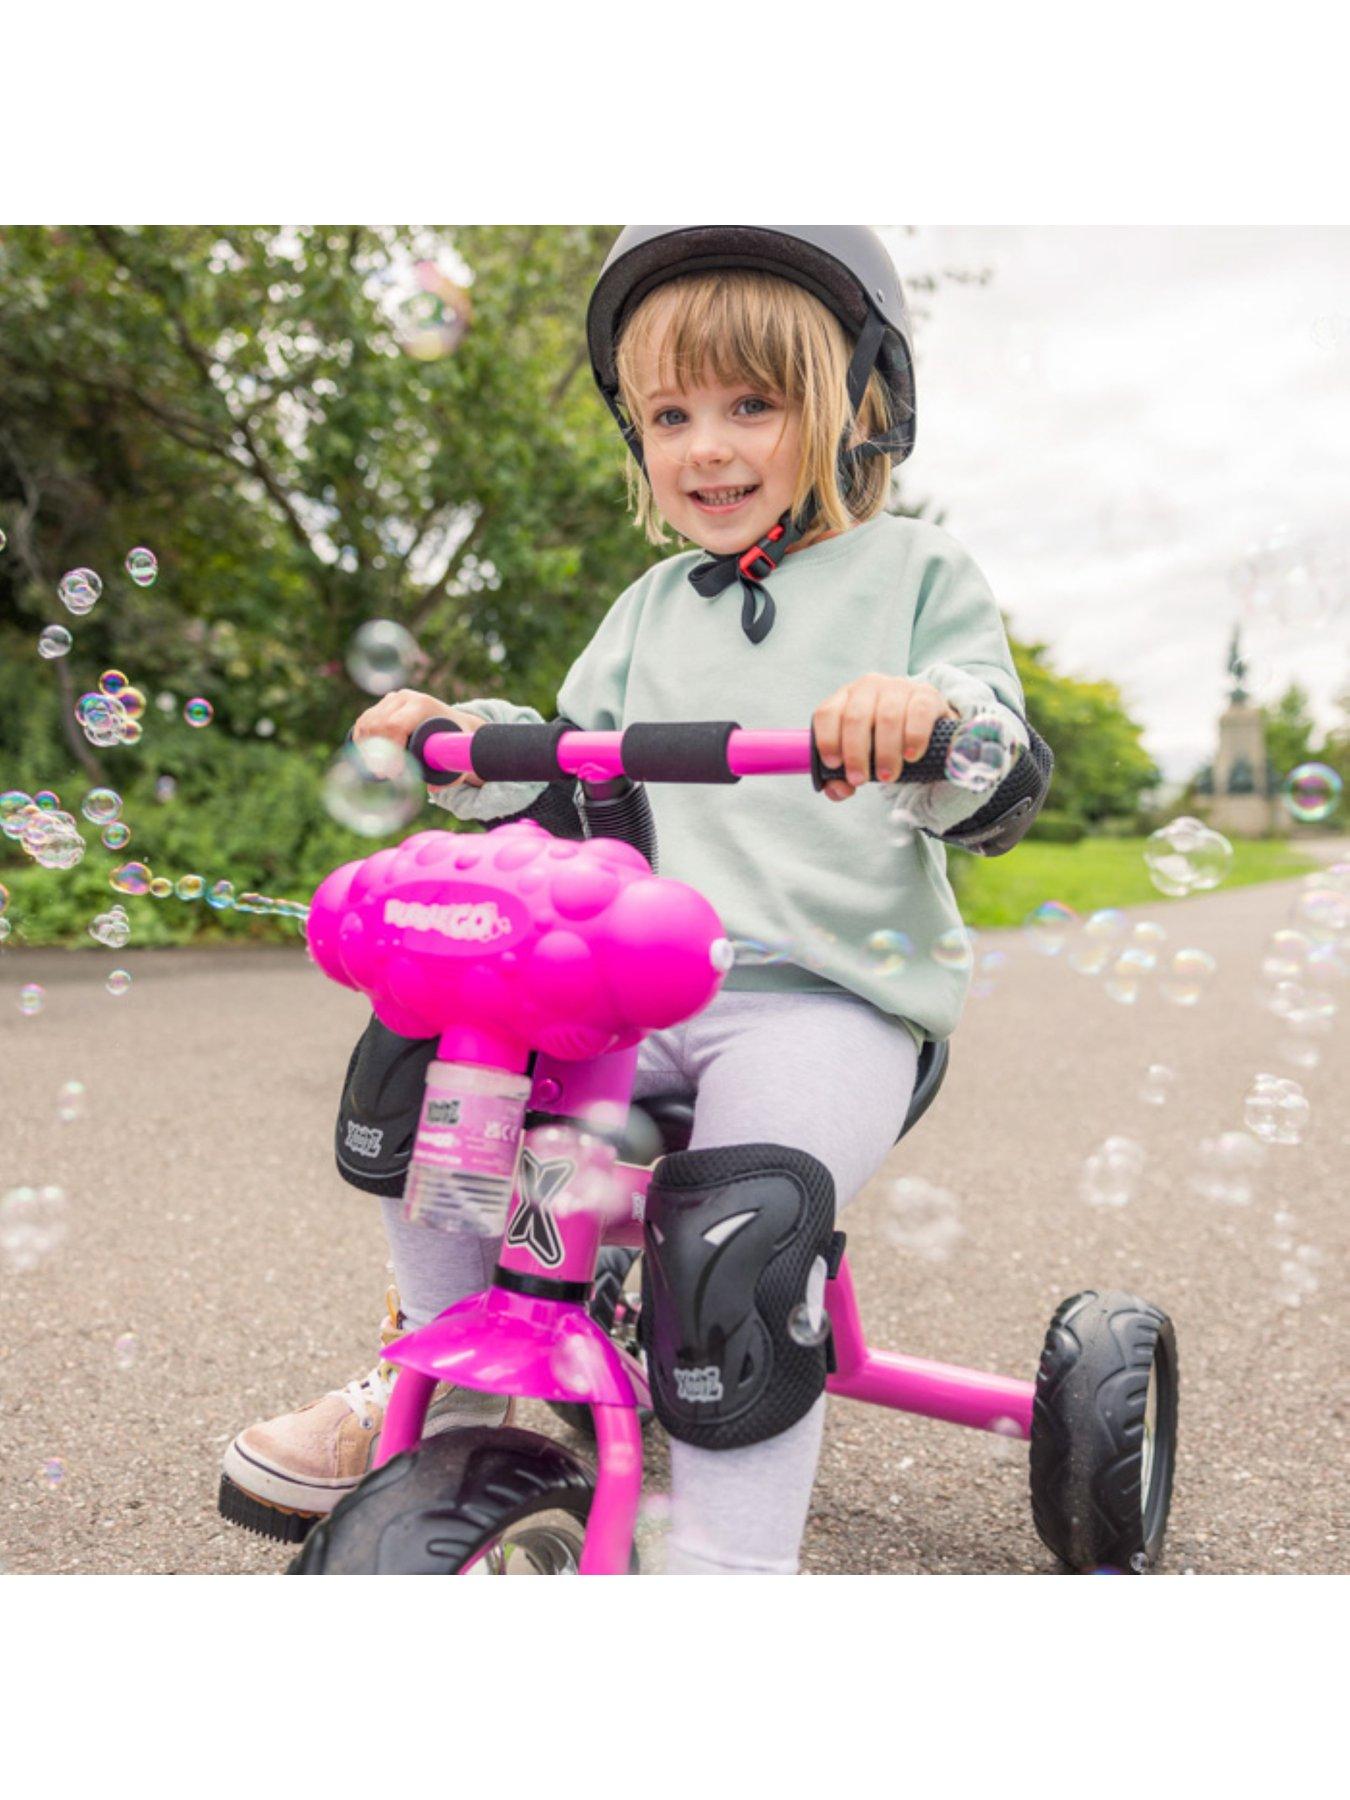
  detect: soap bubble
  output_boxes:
[1282,763,1342,824]
[81,788,122,825]
[322,737,425,838]
[864,929,913,976]
[155,692,177,715]
[255,717,276,738]
[1069,943,1112,976]
[1,790,32,834]
[1160,947,1217,1006]
[1084,908,1128,942]
[787,1302,831,1348]
[56,1080,86,1123]
[100,670,129,697]
[175,875,204,901]
[1243,1073,1309,1146]
[41,1458,66,1489]
[1191,1131,1265,1205]
[0,882,8,915]
[1293,885,1350,943]
[154,775,177,802]
[59,567,102,614]
[989,1415,1027,1464]
[346,619,423,696]
[106,969,132,996]
[1,1185,68,1273]
[184,697,214,728]
[1023,899,1078,956]
[1132,921,1167,950]
[1275,1254,1320,1309]
[1277,1037,1320,1071]
[148,877,173,899]
[110,861,152,896]
[393,260,473,361]
[1144,817,1233,897]
[38,624,73,659]
[945,710,1016,794]
[113,1332,139,1369]
[1139,1064,1175,1106]
[1262,928,1311,980]
[34,791,60,811]
[206,879,235,911]
[881,1176,963,1260]
[930,926,977,972]
[101,821,131,850]
[1105,947,1155,1004]
[18,983,45,1016]
[124,547,158,587]
[1081,1136,1146,1208]
[117,686,147,721]
[730,936,792,967]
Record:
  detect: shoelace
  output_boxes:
[337,1359,397,1429]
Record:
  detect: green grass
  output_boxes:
[953,835,1329,930]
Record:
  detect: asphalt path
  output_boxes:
[1,848,1346,1575]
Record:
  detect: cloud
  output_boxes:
[883,227,1350,779]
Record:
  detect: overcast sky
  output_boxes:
[878,227,1350,782]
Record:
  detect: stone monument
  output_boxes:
[1197,627,1284,838]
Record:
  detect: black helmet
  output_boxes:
[586,224,916,468]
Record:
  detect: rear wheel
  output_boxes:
[1029,1289,1178,1573]
[546,1247,653,1439]
[288,1426,596,1575]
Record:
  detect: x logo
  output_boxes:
[504,1150,575,1269]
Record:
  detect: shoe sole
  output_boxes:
[218,1397,517,1542]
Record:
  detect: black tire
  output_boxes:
[1030,1289,1178,1573]
[288,1426,596,1574]
[546,1247,654,1440]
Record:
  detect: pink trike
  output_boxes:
[291,716,1177,1575]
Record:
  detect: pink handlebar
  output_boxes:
[420,727,815,782]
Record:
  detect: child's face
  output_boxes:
[628,316,802,555]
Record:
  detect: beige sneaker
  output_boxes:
[219,1289,513,1542]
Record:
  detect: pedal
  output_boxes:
[217,1473,321,1544]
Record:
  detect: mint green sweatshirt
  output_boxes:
[432,514,1027,1049]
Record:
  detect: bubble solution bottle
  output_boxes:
[402,1060,534,1235]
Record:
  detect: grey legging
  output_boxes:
[381,987,920,1574]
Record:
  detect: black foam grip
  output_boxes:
[810,713,956,792]
[408,716,466,788]
[469,720,572,783]
[620,721,741,784]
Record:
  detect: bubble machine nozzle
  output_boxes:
[306,820,728,1060]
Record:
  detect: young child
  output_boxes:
[221,226,1040,1571]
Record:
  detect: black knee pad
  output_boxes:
[641,1143,838,1451]
[334,1015,439,1197]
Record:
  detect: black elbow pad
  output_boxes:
[931,711,1054,858]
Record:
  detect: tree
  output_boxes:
[1260,682,1318,782]
[1008,627,1160,827]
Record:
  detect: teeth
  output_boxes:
[698,486,752,503]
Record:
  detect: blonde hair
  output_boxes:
[614,270,895,548]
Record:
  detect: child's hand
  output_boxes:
[812,675,958,802]
[352,690,486,787]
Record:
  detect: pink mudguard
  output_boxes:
[306,820,728,1062]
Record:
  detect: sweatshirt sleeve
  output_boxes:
[427,575,649,823]
[884,534,1030,837]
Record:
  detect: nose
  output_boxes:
[685,420,732,469]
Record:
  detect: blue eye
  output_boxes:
[736,396,773,417]
[653,407,686,428]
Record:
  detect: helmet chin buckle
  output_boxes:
[737,523,786,583]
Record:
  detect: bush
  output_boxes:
[1028,809,1086,844]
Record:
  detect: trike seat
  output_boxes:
[621,1034,949,1163]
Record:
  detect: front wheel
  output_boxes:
[288,1426,596,1574]
[1029,1290,1178,1573]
